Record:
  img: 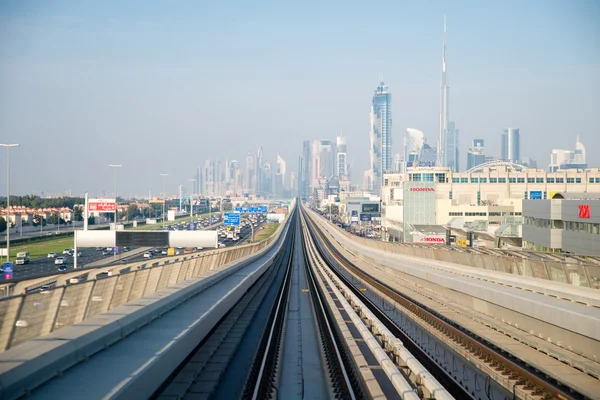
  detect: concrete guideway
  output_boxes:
[307,208,600,399]
[0,215,291,400]
[311,209,600,359]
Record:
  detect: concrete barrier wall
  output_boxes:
[311,212,600,289]
[0,221,286,351]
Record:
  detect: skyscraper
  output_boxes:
[500,131,508,161]
[245,152,254,194]
[275,154,286,197]
[367,81,392,194]
[549,136,587,172]
[255,146,263,195]
[300,140,311,198]
[467,139,485,170]
[444,121,459,171]
[438,16,450,167]
[504,128,520,163]
[336,134,347,178]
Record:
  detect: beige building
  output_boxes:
[381,161,600,245]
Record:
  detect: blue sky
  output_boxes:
[0,0,599,196]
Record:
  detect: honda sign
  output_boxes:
[424,237,445,243]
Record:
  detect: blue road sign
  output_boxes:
[2,262,13,280]
[235,207,243,212]
[258,205,268,213]
[250,207,258,213]
[224,212,241,226]
[3,262,13,280]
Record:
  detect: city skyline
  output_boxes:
[0,1,598,196]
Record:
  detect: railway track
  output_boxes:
[243,213,360,399]
[303,207,582,400]
[152,210,362,400]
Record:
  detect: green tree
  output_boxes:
[33,215,47,227]
[73,206,83,222]
[127,204,140,220]
[0,216,6,233]
[49,213,64,225]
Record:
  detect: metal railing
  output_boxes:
[0,222,285,352]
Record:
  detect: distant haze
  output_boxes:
[0,0,598,196]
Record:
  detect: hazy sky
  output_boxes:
[1,0,599,197]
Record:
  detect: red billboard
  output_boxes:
[88,199,116,212]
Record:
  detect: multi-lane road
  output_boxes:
[6,217,266,283]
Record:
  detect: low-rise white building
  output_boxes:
[381,161,600,245]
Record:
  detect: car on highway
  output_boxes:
[102,250,111,256]
[47,252,57,258]
[63,249,71,255]
[58,265,68,272]
[143,252,154,258]
[55,257,67,265]
[15,320,29,327]
[217,242,226,248]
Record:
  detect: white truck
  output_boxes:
[16,252,30,265]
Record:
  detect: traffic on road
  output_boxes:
[3,214,268,284]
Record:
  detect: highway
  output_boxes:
[6,216,265,283]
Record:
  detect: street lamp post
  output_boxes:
[109,165,122,230]
[1,144,19,263]
[159,173,169,227]
[108,165,122,262]
[188,178,196,221]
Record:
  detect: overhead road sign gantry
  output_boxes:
[224,212,240,226]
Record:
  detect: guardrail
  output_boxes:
[311,211,600,289]
[0,220,286,352]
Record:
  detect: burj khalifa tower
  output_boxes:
[438,16,450,167]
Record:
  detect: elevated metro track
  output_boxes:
[1,201,598,400]
[306,207,600,400]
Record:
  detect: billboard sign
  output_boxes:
[88,198,116,212]
[224,212,240,226]
[409,187,435,192]
[360,214,372,222]
[529,191,542,200]
[424,237,445,243]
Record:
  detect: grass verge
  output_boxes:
[9,237,75,260]
[252,223,279,242]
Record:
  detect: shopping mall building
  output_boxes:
[381,161,600,245]
[522,193,600,255]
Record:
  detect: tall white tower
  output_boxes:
[438,16,450,167]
